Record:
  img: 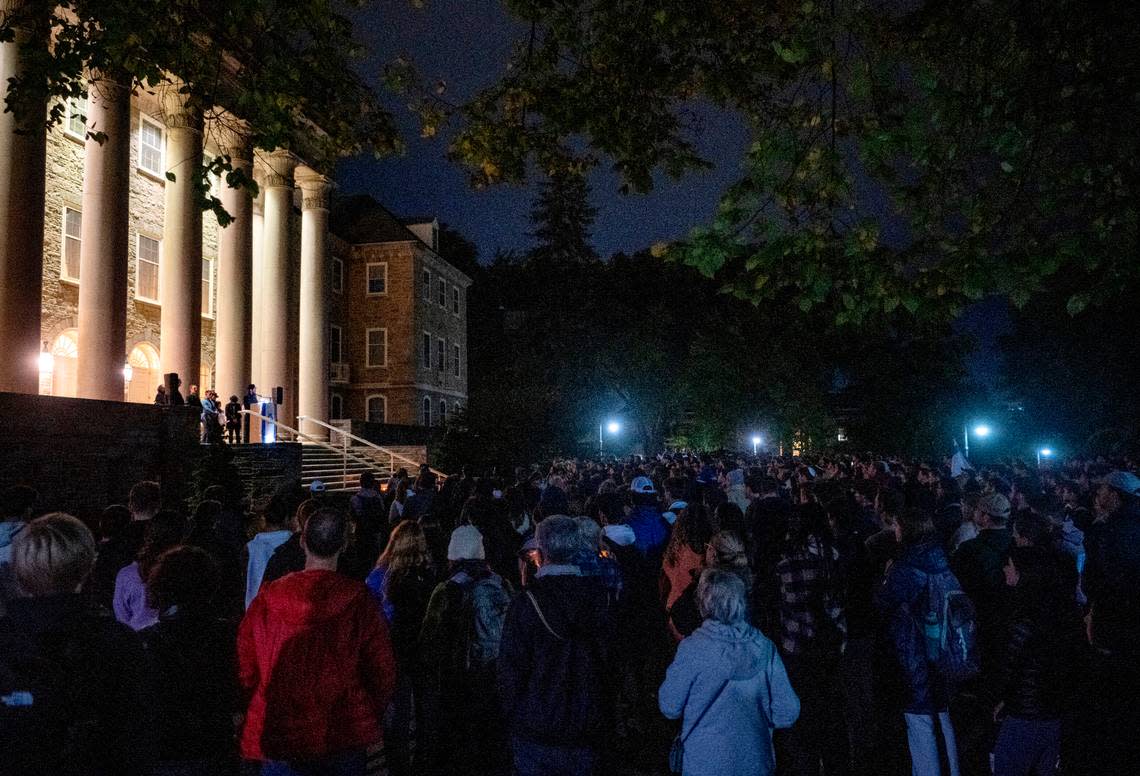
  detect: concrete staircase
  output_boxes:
[301,444,401,493]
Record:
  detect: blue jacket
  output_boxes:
[659,621,800,776]
[875,539,952,713]
[626,505,669,560]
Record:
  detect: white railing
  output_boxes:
[297,415,448,482]
[241,409,388,490]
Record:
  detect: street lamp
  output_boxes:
[963,423,992,458]
[751,435,762,456]
[600,420,620,456]
[1037,447,1053,467]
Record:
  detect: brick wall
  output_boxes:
[0,392,201,521]
[228,443,303,501]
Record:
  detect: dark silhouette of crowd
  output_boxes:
[1,450,1138,776]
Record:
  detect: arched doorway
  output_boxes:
[126,342,161,404]
[46,330,79,398]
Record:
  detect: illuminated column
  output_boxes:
[297,171,333,440]
[258,150,297,411]
[213,123,253,402]
[0,0,47,393]
[76,73,132,400]
[158,86,203,389]
[250,170,264,392]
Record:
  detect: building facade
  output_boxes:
[0,57,469,433]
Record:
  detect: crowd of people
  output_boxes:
[1,450,1138,776]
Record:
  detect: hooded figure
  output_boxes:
[725,469,749,513]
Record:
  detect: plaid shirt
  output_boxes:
[775,538,847,656]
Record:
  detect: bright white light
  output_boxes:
[973,424,991,438]
[38,351,53,374]
[263,428,275,444]
[122,363,133,382]
[606,421,621,435]
[1040,448,1053,457]
[751,435,762,446]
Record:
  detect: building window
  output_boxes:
[330,324,342,364]
[367,395,387,424]
[422,268,431,301]
[437,277,446,307]
[330,394,343,420]
[454,401,462,417]
[201,257,214,318]
[452,286,460,315]
[331,257,343,294]
[436,338,445,371]
[422,396,432,427]
[138,115,165,176]
[65,96,87,139]
[452,343,461,378]
[366,262,387,295]
[136,235,160,302]
[439,399,447,424]
[422,331,431,367]
[61,207,82,282]
[366,327,387,367]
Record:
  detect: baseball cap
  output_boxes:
[309,480,327,494]
[1101,470,1140,497]
[631,475,657,495]
[978,492,1011,520]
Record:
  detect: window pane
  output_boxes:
[330,327,342,363]
[62,209,82,280]
[436,340,444,370]
[423,333,431,364]
[368,397,386,424]
[452,287,460,314]
[422,269,430,299]
[453,344,460,377]
[437,278,445,305]
[331,259,343,292]
[367,263,386,294]
[201,259,213,316]
[139,119,163,173]
[440,400,447,422]
[367,329,385,366]
[422,397,431,426]
[138,236,160,300]
[66,98,85,136]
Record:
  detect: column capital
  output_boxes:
[158,82,203,135]
[210,114,253,168]
[297,171,335,212]
[257,149,299,189]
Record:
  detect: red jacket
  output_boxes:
[237,569,396,761]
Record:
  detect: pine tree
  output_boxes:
[527,170,599,266]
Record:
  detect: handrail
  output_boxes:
[240,409,383,476]
[297,415,448,481]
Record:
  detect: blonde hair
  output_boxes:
[377,520,431,599]
[13,513,97,596]
[707,530,748,568]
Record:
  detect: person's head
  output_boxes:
[145,545,218,614]
[12,513,97,596]
[191,499,222,537]
[536,515,584,566]
[128,480,162,521]
[705,529,747,568]
[594,492,626,526]
[975,492,1012,528]
[189,384,198,395]
[1,484,37,522]
[248,384,257,393]
[629,475,658,507]
[1096,471,1140,516]
[877,488,906,524]
[229,394,239,403]
[894,508,937,545]
[138,510,190,579]
[156,384,166,395]
[666,502,715,563]
[360,472,376,491]
[1012,510,1050,548]
[576,516,603,555]
[446,524,486,563]
[97,504,131,541]
[302,508,350,562]
[377,519,430,571]
[697,566,749,625]
[713,501,745,537]
[261,493,292,530]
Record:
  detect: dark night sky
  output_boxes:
[337,0,751,260]
[338,0,1003,388]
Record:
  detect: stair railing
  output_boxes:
[241,410,388,490]
[297,415,448,482]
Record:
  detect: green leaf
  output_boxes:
[165,172,176,182]
[1000,161,1013,173]
[1066,293,1090,316]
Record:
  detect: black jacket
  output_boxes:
[991,597,1080,719]
[497,573,615,747]
[1083,503,1140,655]
[0,595,156,776]
[139,612,238,762]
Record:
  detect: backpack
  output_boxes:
[0,621,105,775]
[455,573,511,671]
[919,568,980,682]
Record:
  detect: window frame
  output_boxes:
[64,96,87,141]
[366,394,387,425]
[330,393,344,420]
[330,324,343,364]
[201,256,215,319]
[452,343,461,378]
[422,268,431,301]
[366,327,388,368]
[365,261,388,296]
[422,331,432,368]
[331,256,344,294]
[422,396,432,427]
[60,206,82,283]
[452,285,461,316]
[436,337,445,372]
[439,399,447,424]
[437,277,446,307]
[137,113,166,178]
[135,234,161,304]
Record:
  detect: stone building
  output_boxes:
[0,48,469,433]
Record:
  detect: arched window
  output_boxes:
[366,395,386,425]
[45,330,79,398]
[330,394,344,420]
[126,342,161,404]
[422,396,432,427]
[439,399,447,424]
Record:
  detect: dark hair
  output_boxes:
[665,503,715,564]
[1,484,37,519]
[145,545,219,613]
[304,508,349,558]
[98,504,131,541]
[262,493,292,528]
[360,471,376,488]
[594,492,626,525]
[896,508,937,545]
[713,501,746,538]
[128,480,162,517]
[879,488,906,518]
[138,510,189,580]
[1012,510,1050,547]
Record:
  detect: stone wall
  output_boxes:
[228,443,303,501]
[0,391,201,521]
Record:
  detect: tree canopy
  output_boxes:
[397,0,1140,322]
